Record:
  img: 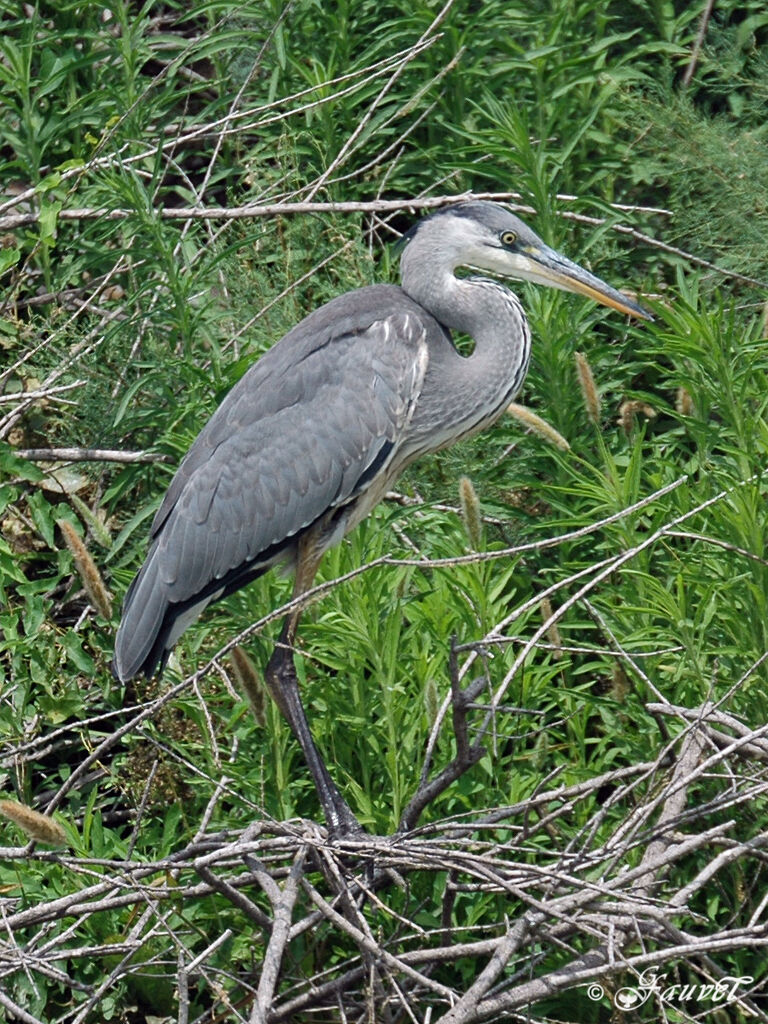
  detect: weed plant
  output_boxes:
[1,1,768,1020]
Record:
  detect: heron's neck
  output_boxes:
[417,269,516,329]
[402,268,532,443]
[411,266,530,369]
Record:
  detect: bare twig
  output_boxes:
[4,722,768,1020]
[250,846,308,1023]
[11,447,175,464]
[682,0,716,88]
[398,641,487,833]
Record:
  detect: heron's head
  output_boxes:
[400,201,651,320]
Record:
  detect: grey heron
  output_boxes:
[113,200,650,836]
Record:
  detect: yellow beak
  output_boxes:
[519,242,652,320]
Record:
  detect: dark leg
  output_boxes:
[265,633,363,838]
[263,547,364,838]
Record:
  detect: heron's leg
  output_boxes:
[264,545,364,839]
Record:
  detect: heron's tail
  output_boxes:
[113,538,276,682]
[112,554,177,682]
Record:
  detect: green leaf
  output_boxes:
[0,543,27,585]
[26,490,56,547]
[61,629,96,674]
[38,198,62,244]
[0,248,20,276]
[0,444,44,481]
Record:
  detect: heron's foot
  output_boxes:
[326,804,367,842]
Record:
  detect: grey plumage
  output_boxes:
[115,289,426,678]
[113,200,649,685]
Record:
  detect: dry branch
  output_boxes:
[4,702,768,1021]
[12,447,175,465]
[250,847,308,1024]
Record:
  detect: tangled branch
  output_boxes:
[2,696,767,1022]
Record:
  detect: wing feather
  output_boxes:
[113,287,432,680]
[160,307,427,601]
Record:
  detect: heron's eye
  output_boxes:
[501,231,517,247]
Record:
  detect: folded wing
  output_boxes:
[113,289,430,681]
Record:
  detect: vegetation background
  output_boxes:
[1,0,768,1021]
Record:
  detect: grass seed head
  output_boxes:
[575,351,601,425]
[507,402,570,450]
[58,518,113,619]
[540,597,563,659]
[458,475,483,550]
[0,799,69,847]
[424,677,439,728]
[675,386,694,417]
[230,645,267,726]
[618,399,657,436]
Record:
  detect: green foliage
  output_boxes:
[1,0,768,1019]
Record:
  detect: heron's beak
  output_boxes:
[515,242,653,320]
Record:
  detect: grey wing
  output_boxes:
[113,310,428,681]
